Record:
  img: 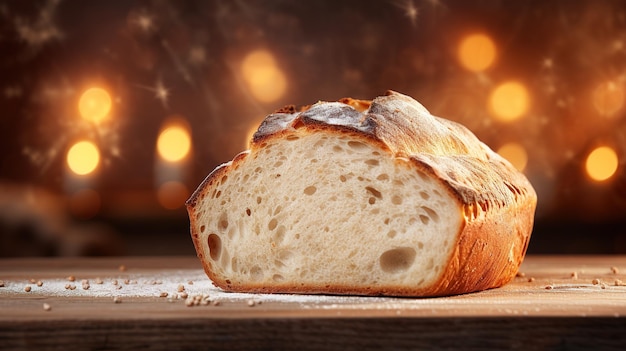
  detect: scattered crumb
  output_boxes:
[67,276,75,282]
[185,294,214,307]
[112,279,118,286]
[247,299,256,307]
[516,272,526,278]
[24,285,31,292]
[29,278,36,284]
[601,283,607,289]
[177,284,185,292]
[119,265,127,272]
[43,303,51,311]
[124,279,130,285]
[212,300,221,306]
[527,277,535,283]
[0,280,4,287]
[570,272,578,279]
[36,281,43,287]
[82,283,90,290]
[95,277,103,284]
[615,279,624,286]
[113,297,122,304]
[179,292,188,299]
[545,285,553,290]
[159,292,168,298]
[187,280,194,285]
[611,266,619,274]
[592,278,601,285]
[116,285,122,290]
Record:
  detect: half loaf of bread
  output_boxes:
[186,90,537,297]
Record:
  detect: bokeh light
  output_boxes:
[157,180,190,209]
[157,122,192,162]
[585,146,619,182]
[67,140,100,176]
[241,49,287,103]
[489,81,530,122]
[497,142,528,171]
[78,87,112,123]
[592,81,624,116]
[7,0,626,256]
[458,33,497,72]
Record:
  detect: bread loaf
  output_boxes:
[186,91,537,297]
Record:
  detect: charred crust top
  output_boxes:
[249,90,535,210]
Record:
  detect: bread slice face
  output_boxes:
[187,91,537,297]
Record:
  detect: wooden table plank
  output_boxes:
[1,255,626,350]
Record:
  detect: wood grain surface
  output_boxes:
[1,255,626,350]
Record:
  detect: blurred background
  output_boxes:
[1,0,625,257]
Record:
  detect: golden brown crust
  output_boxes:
[404,157,535,296]
[252,89,535,214]
[187,90,537,297]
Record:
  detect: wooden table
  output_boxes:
[1,256,626,350]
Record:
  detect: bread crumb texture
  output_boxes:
[187,91,537,296]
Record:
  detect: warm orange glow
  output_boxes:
[585,146,619,182]
[244,117,264,148]
[157,181,189,209]
[458,33,497,72]
[157,123,191,162]
[78,87,112,123]
[497,142,528,171]
[592,81,624,116]
[67,141,100,176]
[241,49,287,103]
[68,188,101,219]
[489,81,530,121]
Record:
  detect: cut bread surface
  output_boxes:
[187,91,537,297]
[190,131,462,294]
